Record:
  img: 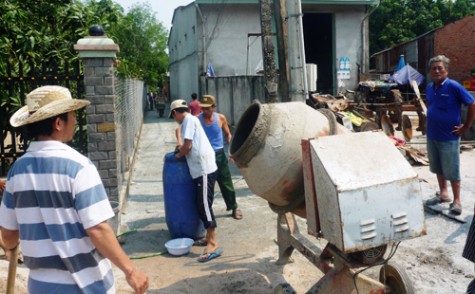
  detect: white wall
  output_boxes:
[199,4,263,77]
[334,8,367,92]
[168,4,201,101]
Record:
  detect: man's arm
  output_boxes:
[0,228,19,250]
[86,222,149,294]
[175,127,183,147]
[219,113,232,144]
[175,139,192,158]
[453,102,475,135]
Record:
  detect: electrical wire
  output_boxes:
[352,241,401,294]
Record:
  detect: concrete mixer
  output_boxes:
[230,101,426,293]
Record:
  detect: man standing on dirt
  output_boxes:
[170,99,223,262]
[424,55,475,215]
[0,86,149,293]
[199,95,243,220]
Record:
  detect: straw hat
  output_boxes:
[9,86,90,127]
[168,99,188,118]
[199,95,215,107]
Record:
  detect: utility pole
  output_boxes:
[260,0,278,103]
[286,0,308,102]
[274,0,290,102]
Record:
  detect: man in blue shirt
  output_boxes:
[424,55,475,215]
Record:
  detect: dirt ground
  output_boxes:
[2,111,475,293]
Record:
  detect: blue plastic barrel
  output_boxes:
[163,152,205,240]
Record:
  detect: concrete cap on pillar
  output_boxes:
[74,25,120,58]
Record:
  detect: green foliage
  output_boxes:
[0,0,169,165]
[370,0,475,54]
[109,3,169,91]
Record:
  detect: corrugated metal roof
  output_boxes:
[371,27,441,57]
[196,0,379,4]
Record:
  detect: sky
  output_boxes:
[113,0,194,32]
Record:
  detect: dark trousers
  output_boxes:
[194,171,217,229]
[467,279,475,294]
[215,150,237,210]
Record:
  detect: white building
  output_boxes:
[168,0,379,119]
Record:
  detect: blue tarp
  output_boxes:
[390,64,424,85]
[396,55,405,72]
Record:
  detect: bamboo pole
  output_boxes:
[6,245,19,294]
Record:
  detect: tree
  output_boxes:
[110,3,169,92]
[369,0,475,55]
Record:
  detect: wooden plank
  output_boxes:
[424,204,466,223]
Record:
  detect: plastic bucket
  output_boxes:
[163,152,205,239]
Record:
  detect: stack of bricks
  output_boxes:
[83,58,119,202]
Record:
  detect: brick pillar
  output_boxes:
[74,26,121,232]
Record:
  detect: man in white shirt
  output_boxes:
[170,99,222,262]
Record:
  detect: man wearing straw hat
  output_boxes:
[0,86,148,293]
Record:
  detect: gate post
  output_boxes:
[74,26,121,232]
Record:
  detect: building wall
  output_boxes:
[200,75,265,126]
[372,15,475,87]
[168,4,200,101]
[334,7,367,91]
[199,4,263,77]
[434,15,475,85]
[169,2,374,103]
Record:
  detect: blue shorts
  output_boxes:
[427,138,460,181]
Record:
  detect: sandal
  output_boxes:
[425,195,451,206]
[450,203,462,215]
[198,248,222,263]
[232,208,243,220]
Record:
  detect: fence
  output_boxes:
[114,77,145,188]
[0,59,85,177]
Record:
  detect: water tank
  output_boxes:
[163,152,205,239]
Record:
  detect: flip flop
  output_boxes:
[425,195,451,206]
[232,208,243,220]
[198,248,223,263]
[450,203,462,215]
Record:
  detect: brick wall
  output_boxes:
[434,15,475,84]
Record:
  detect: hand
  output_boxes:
[0,179,6,193]
[452,124,467,136]
[228,155,235,164]
[126,267,149,294]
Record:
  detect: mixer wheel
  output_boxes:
[274,283,296,294]
[379,262,414,294]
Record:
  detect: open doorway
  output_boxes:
[303,13,334,94]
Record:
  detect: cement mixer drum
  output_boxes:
[230,101,348,214]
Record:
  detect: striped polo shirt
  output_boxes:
[0,140,115,293]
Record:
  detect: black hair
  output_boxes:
[191,93,198,100]
[26,112,69,139]
[174,107,189,114]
